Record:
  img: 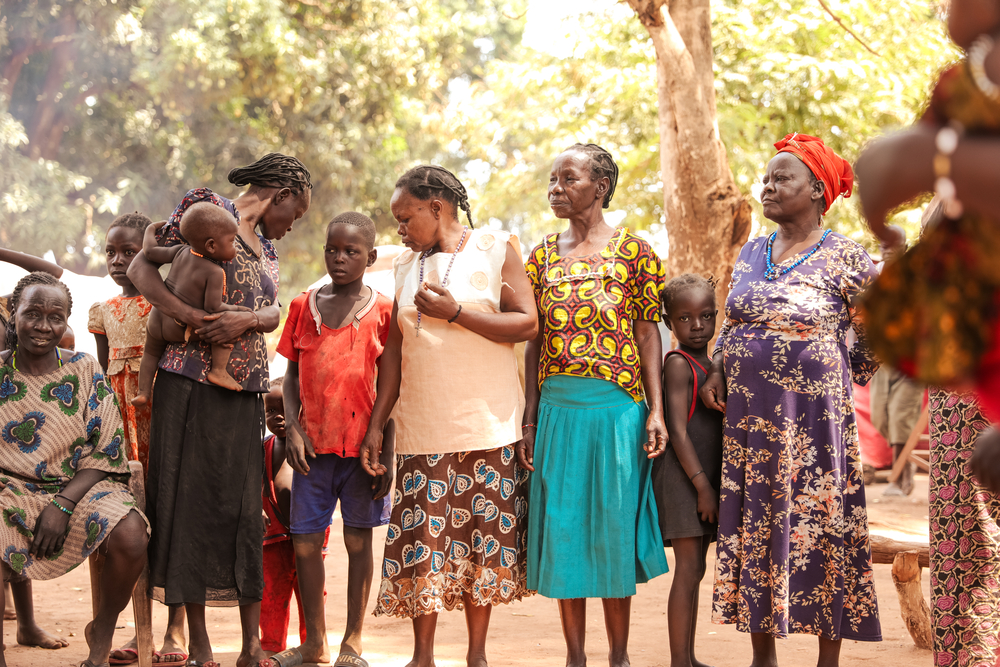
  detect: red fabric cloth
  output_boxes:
[773,133,854,213]
[852,382,894,470]
[260,539,306,653]
[276,288,392,457]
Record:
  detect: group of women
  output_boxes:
[2,64,1000,667]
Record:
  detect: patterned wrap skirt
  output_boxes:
[527,375,669,599]
[374,444,530,618]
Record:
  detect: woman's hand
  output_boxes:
[30,503,71,560]
[516,426,536,472]
[413,283,461,321]
[971,428,1000,494]
[195,310,255,345]
[696,486,719,524]
[360,430,387,477]
[700,355,727,412]
[644,411,667,459]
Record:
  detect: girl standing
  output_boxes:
[652,274,723,667]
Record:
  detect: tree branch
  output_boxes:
[815,0,880,57]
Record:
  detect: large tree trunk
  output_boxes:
[626,0,751,297]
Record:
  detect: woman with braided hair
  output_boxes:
[360,164,537,666]
[0,271,150,667]
[519,143,668,667]
[126,153,311,667]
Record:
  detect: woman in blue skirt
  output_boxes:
[518,143,669,667]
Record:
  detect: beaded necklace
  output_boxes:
[10,347,63,372]
[415,226,468,337]
[541,227,624,286]
[764,228,831,280]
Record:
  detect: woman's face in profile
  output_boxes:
[760,153,820,223]
[548,151,603,219]
[391,188,443,253]
[261,188,311,241]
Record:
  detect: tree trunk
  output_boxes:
[626,0,751,297]
[26,13,77,160]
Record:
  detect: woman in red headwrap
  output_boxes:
[700,134,882,665]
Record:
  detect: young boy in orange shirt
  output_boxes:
[277,212,394,667]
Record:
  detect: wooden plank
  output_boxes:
[889,403,929,483]
[891,551,933,650]
[870,534,930,568]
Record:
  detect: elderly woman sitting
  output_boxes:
[0,272,149,667]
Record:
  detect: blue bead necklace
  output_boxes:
[764,228,831,280]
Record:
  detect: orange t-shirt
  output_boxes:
[276,287,392,457]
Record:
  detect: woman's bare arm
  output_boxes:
[0,248,63,278]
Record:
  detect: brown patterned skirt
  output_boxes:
[374,445,530,618]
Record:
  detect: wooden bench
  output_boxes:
[870,533,932,650]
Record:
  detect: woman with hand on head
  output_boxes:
[701,134,881,667]
[127,153,312,667]
[0,272,149,667]
[519,143,669,667]
[360,165,537,667]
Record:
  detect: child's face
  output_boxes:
[665,288,717,350]
[264,387,286,438]
[949,0,1000,49]
[104,226,143,289]
[325,223,376,286]
[203,230,239,263]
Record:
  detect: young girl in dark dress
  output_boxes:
[652,273,724,667]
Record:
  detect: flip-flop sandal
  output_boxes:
[333,652,369,667]
[109,647,139,665]
[157,650,189,665]
[268,647,302,667]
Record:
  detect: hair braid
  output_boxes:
[4,272,73,359]
[567,143,619,208]
[227,153,313,197]
[395,165,474,228]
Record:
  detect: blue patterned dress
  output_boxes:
[0,352,147,580]
[711,232,882,641]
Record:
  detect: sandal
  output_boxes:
[110,647,139,665]
[333,652,369,667]
[267,647,302,667]
[157,650,189,665]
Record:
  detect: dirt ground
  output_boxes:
[4,474,935,667]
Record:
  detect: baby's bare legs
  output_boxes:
[207,342,242,391]
[132,308,183,407]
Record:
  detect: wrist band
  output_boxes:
[448,304,463,324]
[934,124,964,219]
[51,499,73,516]
[689,470,706,481]
[521,423,537,430]
[55,493,76,506]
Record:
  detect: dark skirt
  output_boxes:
[146,370,265,606]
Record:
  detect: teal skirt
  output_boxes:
[526,375,668,598]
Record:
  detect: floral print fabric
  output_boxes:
[928,391,1000,667]
[88,295,152,467]
[524,227,664,402]
[0,353,147,580]
[711,232,882,641]
[374,445,530,618]
[155,188,278,393]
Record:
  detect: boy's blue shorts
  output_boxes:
[290,453,391,534]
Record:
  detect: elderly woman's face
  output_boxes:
[760,153,821,223]
[14,285,69,358]
[548,151,604,219]
[391,187,442,253]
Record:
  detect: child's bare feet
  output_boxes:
[298,640,331,664]
[234,647,270,667]
[207,368,243,392]
[16,622,69,649]
[131,392,150,407]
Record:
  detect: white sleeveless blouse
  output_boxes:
[392,228,525,455]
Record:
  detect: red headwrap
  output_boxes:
[773,133,854,214]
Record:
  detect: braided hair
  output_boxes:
[395,165,474,228]
[108,211,153,235]
[566,143,619,209]
[4,272,73,357]
[227,153,313,198]
[661,273,716,316]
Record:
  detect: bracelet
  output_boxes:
[55,493,77,507]
[51,499,73,516]
[933,125,964,220]
[689,470,706,481]
[447,304,463,324]
[969,35,1000,103]
[521,423,537,430]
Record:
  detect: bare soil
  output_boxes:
[4,474,934,667]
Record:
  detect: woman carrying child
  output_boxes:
[127,153,312,667]
[652,273,723,667]
[519,143,668,667]
[360,165,538,667]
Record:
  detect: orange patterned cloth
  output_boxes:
[524,227,664,402]
[88,295,152,469]
[774,133,854,214]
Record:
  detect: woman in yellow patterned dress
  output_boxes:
[519,143,669,667]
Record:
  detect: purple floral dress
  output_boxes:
[711,232,882,641]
